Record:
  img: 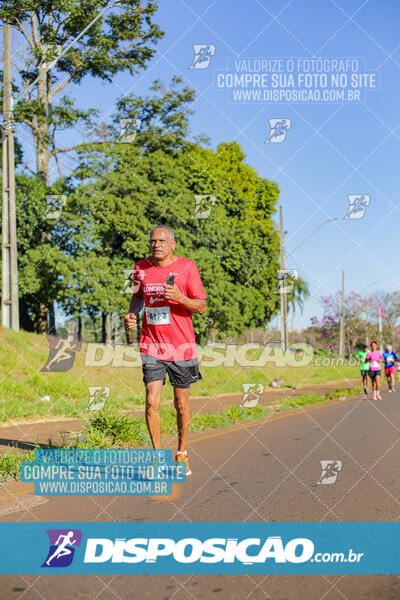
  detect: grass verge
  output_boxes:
[0,327,360,420]
[0,385,361,484]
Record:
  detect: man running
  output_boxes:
[366,340,383,400]
[124,225,206,475]
[355,345,370,394]
[382,344,398,393]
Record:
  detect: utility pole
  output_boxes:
[279,206,288,352]
[339,271,344,359]
[2,26,19,331]
[378,306,383,352]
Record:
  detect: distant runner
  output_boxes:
[366,340,383,401]
[124,225,206,476]
[382,344,398,393]
[355,345,370,395]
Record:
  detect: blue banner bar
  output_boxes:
[0,523,398,574]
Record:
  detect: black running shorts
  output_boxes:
[368,370,381,379]
[141,354,202,389]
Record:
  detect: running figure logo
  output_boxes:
[41,529,82,568]
[189,44,215,69]
[265,119,291,143]
[45,194,67,220]
[317,460,342,484]
[86,386,110,411]
[240,384,264,408]
[122,269,146,294]
[344,194,370,219]
[40,44,62,69]
[193,194,216,219]
[41,333,81,372]
[275,269,298,294]
[119,118,141,143]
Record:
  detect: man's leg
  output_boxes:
[173,387,190,452]
[145,380,163,449]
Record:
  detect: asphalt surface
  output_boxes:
[0,387,399,599]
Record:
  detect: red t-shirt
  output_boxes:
[133,256,206,361]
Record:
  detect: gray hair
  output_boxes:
[385,344,392,352]
[150,225,175,240]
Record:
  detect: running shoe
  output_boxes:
[393,388,396,392]
[175,450,192,476]
[372,392,377,401]
[388,389,392,393]
[376,393,382,400]
[363,386,368,394]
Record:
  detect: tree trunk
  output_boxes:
[78,315,82,338]
[36,64,51,183]
[101,312,106,344]
[33,64,51,333]
[106,313,112,345]
[48,302,56,334]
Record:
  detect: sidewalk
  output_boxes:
[0,378,359,452]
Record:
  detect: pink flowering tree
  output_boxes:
[311,292,386,357]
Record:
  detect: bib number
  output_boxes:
[145,306,171,325]
[370,361,380,369]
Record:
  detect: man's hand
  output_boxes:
[124,312,137,330]
[163,283,183,303]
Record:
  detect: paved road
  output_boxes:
[0,389,399,599]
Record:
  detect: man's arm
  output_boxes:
[164,284,206,314]
[129,293,145,314]
[124,294,144,332]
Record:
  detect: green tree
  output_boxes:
[0,0,163,330]
[0,0,163,183]
[287,275,310,314]
[60,137,281,342]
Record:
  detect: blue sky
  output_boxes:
[14,0,400,328]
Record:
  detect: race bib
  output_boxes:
[370,361,380,369]
[145,306,171,325]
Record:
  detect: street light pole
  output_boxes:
[362,282,379,346]
[1,25,19,331]
[339,271,345,359]
[290,217,339,255]
[279,206,288,352]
